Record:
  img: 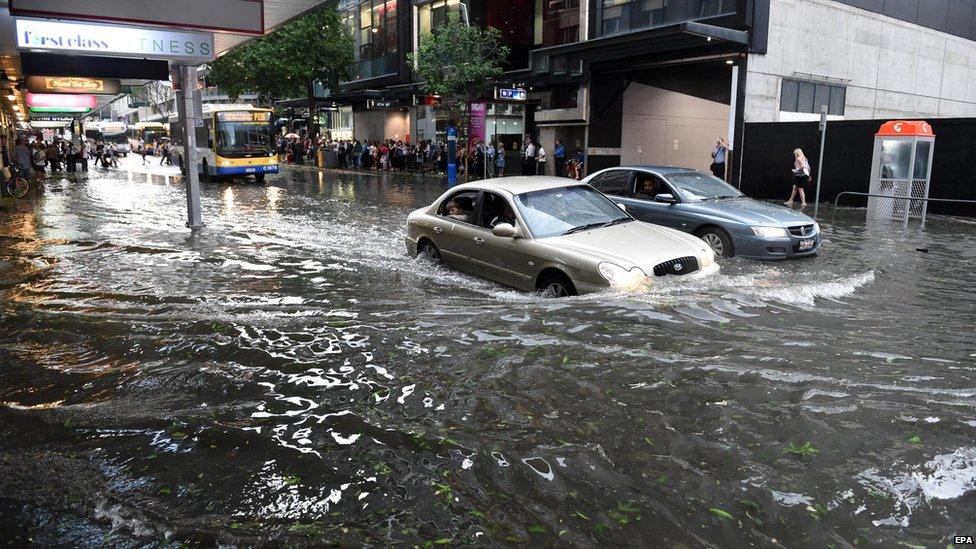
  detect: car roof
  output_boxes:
[451,176,586,195]
[601,165,701,175]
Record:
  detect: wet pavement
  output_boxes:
[1,157,975,547]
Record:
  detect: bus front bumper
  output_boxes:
[214,165,279,175]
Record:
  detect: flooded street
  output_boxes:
[1,159,974,547]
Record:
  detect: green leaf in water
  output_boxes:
[785,442,819,457]
[283,475,301,486]
[708,507,734,521]
[908,435,922,445]
[528,525,546,534]
[158,487,172,495]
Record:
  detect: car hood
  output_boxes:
[545,221,708,272]
[686,197,814,226]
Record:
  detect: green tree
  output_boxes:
[207,6,353,140]
[410,15,509,169]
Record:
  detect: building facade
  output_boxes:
[332,0,976,181]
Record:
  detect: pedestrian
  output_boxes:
[14,138,32,181]
[574,148,585,179]
[536,141,547,175]
[554,139,566,177]
[495,143,505,176]
[46,141,61,173]
[785,148,810,207]
[31,142,47,180]
[139,139,148,165]
[710,138,728,180]
[522,137,536,176]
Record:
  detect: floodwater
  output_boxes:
[1,158,974,547]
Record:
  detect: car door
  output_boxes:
[431,189,481,269]
[466,191,534,290]
[623,171,687,230]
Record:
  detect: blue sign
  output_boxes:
[446,126,457,186]
[495,87,527,101]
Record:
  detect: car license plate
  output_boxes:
[799,239,815,251]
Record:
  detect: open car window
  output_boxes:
[438,190,479,224]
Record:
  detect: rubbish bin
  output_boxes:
[323,150,338,169]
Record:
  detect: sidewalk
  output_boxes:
[279,161,507,183]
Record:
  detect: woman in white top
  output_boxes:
[785,148,810,207]
[536,143,547,175]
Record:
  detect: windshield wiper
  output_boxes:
[563,222,606,235]
[602,217,633,227]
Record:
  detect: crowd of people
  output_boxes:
[1,135,177,183]
[274,133,587,180]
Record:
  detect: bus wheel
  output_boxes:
[254,173,265,184]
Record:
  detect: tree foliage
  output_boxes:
[207,6,354,109]
[410,15,509,104]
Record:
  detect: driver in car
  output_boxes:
[637,178,662,198]
[490,202,518,228]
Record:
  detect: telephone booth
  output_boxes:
[867,120,935,225]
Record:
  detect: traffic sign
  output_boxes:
[494,87,527,101]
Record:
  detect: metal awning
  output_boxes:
[529,21,749,75]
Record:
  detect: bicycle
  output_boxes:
[4,162,30,198]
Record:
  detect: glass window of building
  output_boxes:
[418,0,460,44]
[542,0,581,45]
[779,78,846,116]
[340,0,398,81]
[598,0,736,37]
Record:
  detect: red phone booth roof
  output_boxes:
[876,120,934,137]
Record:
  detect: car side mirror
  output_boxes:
[617,203,627,212]
[655,193,676,204]
[492,223,519,238]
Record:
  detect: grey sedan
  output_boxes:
[405,177,718,297]
[582,166,822,260]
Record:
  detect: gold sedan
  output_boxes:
[405,177,719,296]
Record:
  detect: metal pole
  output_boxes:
[814,105,827,218]
[177,65,204,229]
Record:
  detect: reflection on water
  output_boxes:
[1,158,975,546]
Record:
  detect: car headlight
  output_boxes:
[813,222,820,234]
[751,226,789,238]
[598,262,648,289]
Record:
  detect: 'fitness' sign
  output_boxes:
[15,18,215,62]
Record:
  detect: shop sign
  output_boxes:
[9,0,264,35]
[414,94,441,107]
[27,92,96,113]
[367,99,395,109]
[495,88,527,101]
[15,18,215,62]
[469,102,486,151]
[26,76,122,95]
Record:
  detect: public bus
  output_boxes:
[127,122,169,153]
[85,121,131,155]
[169,104,278,183]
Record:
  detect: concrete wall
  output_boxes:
[352,110,410,142]
[746,0,976,122]
[620,83,729,172]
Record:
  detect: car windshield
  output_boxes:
[513,185,632,239]
[665,172,744,201]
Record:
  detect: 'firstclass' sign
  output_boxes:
[15,18,215,62]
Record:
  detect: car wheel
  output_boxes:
[418,240,442,263]
[538,272,577,298]
[698,227,735,258]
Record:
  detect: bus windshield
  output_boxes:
[215,111,272,156]
[142,130,166,143]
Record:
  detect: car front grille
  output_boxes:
[653,256,699,276]
[789,224,816,237]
